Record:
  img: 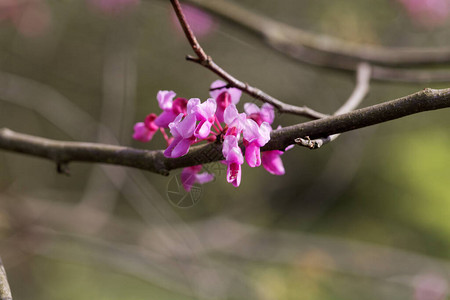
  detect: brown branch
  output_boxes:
[183,0,450,83]
[0,257,12,300]
[297,62,372,149]
[170,0,328,119]
[0,88,449,174]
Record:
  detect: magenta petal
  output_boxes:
[133,122,155,142]
[243,120,271,147]
[226,162,241,187]
[210,80,228,99]
[154,110,177,128]
[194,98,216,120]
[164,137,182,157]
[243,119,260,143]
[228,87,242,105]
[210,80,242,105]
[171,138,193,157]
[144,113,159,130]
[244,103,260,115]
[257,122,271,146]
[224,104,238,125]
[195,172,214,184]
[178,113,197,138]
[187,98,201,114]
[262,150,285,175]
[227,147,244,165]
[195,120,213,139]
[245,142,261,167]
[285,144,294,151]
[224,105,247,132]
[180,168,197,191]
[215,106,225,123]
[260,103,275,124]
[168,113,184,137]
[172,98,188,115]
[157,90,176,110]
[222,135,239,158]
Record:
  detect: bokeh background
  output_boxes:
[0,0,449,299]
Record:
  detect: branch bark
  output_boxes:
[170,0,328,119]
[183,0,450,83]
[0,88,449,174]
[0,257,12,300]
[297,62,372,149]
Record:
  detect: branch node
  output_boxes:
[295,136,331,150]
[56,162,70,176]
[186,55,199,62]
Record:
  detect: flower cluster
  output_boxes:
[133,80,290,190]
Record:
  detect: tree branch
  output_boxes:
[0,257,12,300]
[0,128,169,175]
[170,0,328,119]
[0,88,449,174]
[297,62,372,149]
[183,0,450,83]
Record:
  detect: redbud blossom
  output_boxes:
[222,135,244,187]
[210,80,242,123]
[180,165,214,191]
[164,113,197,158]
[261,150,285,175]
[244,103,275,125]
[132,113,158,142]
[154,91,187,128]
[243,119,271,168]
[223,104,247,137]
[192,98,217,139]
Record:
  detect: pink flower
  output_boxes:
[154,91,188,128]
[164,113,197,158]
[170,3,217,38]
[191,98,217,139]
[262,150,285,175]
[210,80,242,123]
[222,134,239,157]
[222,135,244,187]
[244,103,275,125]
[180,165,214,191]
[226,148,243,187]
[223,104,247,137]
[243,119,271,168]
[261,126,292,175]
[133,113,159,142]
[88,0,139,15]
[396,0,450,27]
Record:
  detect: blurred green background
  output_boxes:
[0,0,449,299]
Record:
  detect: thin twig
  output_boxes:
[0,256,12,300]
[170,0,328,119]
[0,87,449,173]
[182,0,450,83]
[296,62,372,149]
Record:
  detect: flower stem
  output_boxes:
[160,128,171,146]
[212,122,220,133]
[215,115,223,132]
